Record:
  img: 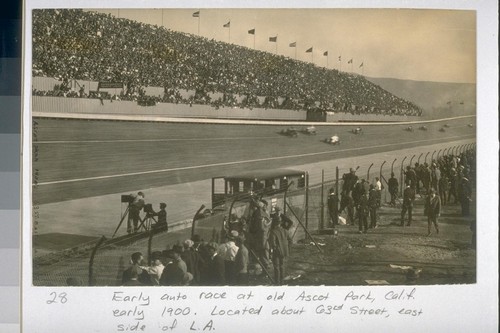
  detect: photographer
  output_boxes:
[152,203,168,230]
[127,191,145,234]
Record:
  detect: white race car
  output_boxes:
[324,135,340,145]
[303,126,317,135]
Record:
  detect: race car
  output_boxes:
[419,125,428,131]
[443,124,450,128]
[439,127,446,132]
[324,135,340,145]
[468,123,473,128]
[280,127,298,137]
[352,127,362,134]
[302,126,317,135]
[405,126,414,132]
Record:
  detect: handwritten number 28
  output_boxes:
[46,292,68,304]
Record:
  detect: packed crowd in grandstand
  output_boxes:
[32,9,422,116]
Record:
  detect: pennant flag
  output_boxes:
[359,62,364,68]
[338,56,341,61]
[348,58,353,64]
[289,42,296,47]
[323,51,328,56]
[269,36,277,42]
[248,28,255,35]
[306,47,313,53]
[460,101,464,105]
[447,101,451,104]
[223,21,230,28]
[192,11,200,17]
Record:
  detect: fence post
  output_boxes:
[305,172,309,230]
[367,163,374,181]
[409,154,416,167]
[424,152,430,164]
[437,149,442,160]
[320,169,325,231]
[391,158,397,174]
[417,153,423,164]
[400,156,407,194]
[335,166,339,197]
[431,150,437,163]
[191,204,206,239]
[88,236,106,286]
[380,161,387,203]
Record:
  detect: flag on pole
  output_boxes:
[269,36,277,42]
[323,51,328,56]
[248,28,255,35]
[289,42,296,47]
[348,58,353,64]
[223,21,230,28]
[306,47,313,53]
[359,62,364,68]
[338,56,341,61]
[446,101,451,105]
[192,11,200,17]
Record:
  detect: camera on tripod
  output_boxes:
[121,194,135,204]
[143,203,154,215]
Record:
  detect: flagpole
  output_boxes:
[229,25,231,43]
[253,34,255,50]
[295,45,297,60]
[276,38,278,54]
[327,55,329,68]
[198,16,200,36]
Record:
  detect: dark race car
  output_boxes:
[352,127,362,134]
[280,127,299,138]
[419,125,428,131]
[405,126,414,132]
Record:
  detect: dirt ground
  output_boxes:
[251,193,476,286]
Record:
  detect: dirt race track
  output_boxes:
[31,115,476,286]
[33,116,475,204]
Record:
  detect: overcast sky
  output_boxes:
[90,8,475,83]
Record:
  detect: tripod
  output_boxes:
[112,205,130,238]
[138,213,157,232]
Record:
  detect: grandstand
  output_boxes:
[32,9,422,119]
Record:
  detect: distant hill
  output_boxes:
[366,77,476,119]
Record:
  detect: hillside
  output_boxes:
[366,77,476,118]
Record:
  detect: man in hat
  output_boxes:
[203,242,225,285]
[219,231,240,284]
[140,251,165,285]
[181,239,202,285]
[127,191,145,233]
[160,246,193,286]
[424,189,441,236]
[234,234,249,285]
[122,252,151,285]
[401,185,416,226]
[458,176,472,216]
[357,189,369,234]
[269,213,290,285]
[388,172,399,206]
[327,188,339,227]
[153,202,168,230]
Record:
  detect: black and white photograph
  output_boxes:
[30,7,479,288]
